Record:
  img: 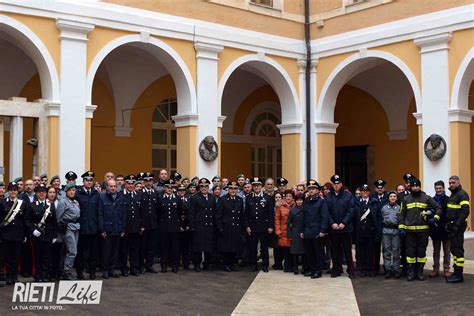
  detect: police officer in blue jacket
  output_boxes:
[300,179,328,279]
[75,171,100,280]
[326,175,356,279]
[98,179,125,279]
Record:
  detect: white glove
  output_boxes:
[52,238,57,244]
[23,237,27,243]
[33,229,42,237]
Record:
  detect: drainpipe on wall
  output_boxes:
[304,0,312,179]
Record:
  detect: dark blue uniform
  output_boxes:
[119,190,143,275]
[326,189,356,276]
[189,192,216,270]
[139,188,159,272]
[245,193,274,270]
[158,193,182,272]
[355,197,381,276]
[300,196,328,276]
[0,197,28,283]
[179,194,192,269]
[98,191,125,277]
[75,187,100,279]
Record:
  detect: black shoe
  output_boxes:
[21,272,31,278]
[172,266,178,273]
[140,267,146,274]
[90,272,96,280]
[311,272,322,279]
[385,271,392,279]
[102,271,109,279]
[360,271,367,278]
[369,271,376,278]
[62,272,72,280]
[348,272,355,279]
[76,272,85,280]
[262,266,269,273]
[293,267,299,275]
[110,270,120,278]
[326,269,333,274]
[121,270,129,277]
[0,279,5,287]
[393,270,400,279]
[249,265,259,272]
[224,266,232,272]
[161,265,167,273]
[146,266,158,274]
[304,271,313,277]
[202,265,210,271]
[194,266,201,272]
[183,265,190,271]
[446,274,464,283]
[130,269,139,276]
[330,272,341,278]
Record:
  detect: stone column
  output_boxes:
[315,122,338,183]
[173,114,199,178]
[56,19,94,176]
[9,116,23,180]
[278,123,303,186]
[194,41,223,179]
[85,105,97,171]
[44,102,60,177]
[414,32,452,194]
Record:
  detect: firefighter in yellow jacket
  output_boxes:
[399,178,441,281]
[445,175,470,283]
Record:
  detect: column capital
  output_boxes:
[86,104,98,119]
[412,112,423,125]
[194,42,224,61]
[217,116,227,128]
[172,114,199,127]
[315,122,338,134]
[297,59,318,74]
[414,32,452,54]
[56,19,94,42]
[448,109,474,123]
[115,127,133,137]
[44,102,61,117]
[277,123,304,135]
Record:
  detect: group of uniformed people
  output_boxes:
[0,169,469,286]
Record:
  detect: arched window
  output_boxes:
[152,99,177,175]
[250,112,282,178]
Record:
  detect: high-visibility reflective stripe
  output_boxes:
[406,257,416,263]
[454,262,465,267]
[417,257,427,263]
[448,203,461,209]
[398,224,407,229]
[434,214,440,221]
[405,225,430,230]
[460,201,470,206]
[406,202,429,209]
[453,256,457,259]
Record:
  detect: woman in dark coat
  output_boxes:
[287,194,306,274]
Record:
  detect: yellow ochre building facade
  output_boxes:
[0,0,473,209]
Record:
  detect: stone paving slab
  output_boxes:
[352,272,474,316]
[232,271,360,316]
[0,269,258,315]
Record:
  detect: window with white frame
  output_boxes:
[250,112,282,179]
[250,0,274,8]
[152,99,177,176]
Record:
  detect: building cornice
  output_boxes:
[172,114,199,127]
[315,122,338,134]
[448,109,474,123]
